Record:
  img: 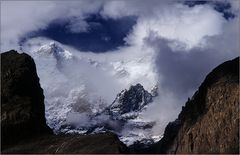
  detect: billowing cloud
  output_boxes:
[126,4,225,50]
[1,0,104,51]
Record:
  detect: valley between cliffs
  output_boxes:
[1,50,239,154]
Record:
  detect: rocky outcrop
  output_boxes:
[152,57,239,154]
[108,83,153,117]
[1,50,128,153]
[1,50,52,146]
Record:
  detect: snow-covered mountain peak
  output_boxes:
[37,42,73,60]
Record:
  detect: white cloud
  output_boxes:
[100,0,174,19]
[0,0,232,51]
[67,18,89,33]
[125,4,225,51]
[1,1,56,51]
[0,0,103,51]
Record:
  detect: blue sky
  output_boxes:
[20,14,136,52]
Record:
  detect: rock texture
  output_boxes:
[1,50,128,153]
[1,50,52,146]
[1,132,128,154]
[109,83,153,115]
[153,57,239,154]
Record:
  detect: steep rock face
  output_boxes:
[1,50,52,145]
[109,83,153,117]
[154,57,239,154]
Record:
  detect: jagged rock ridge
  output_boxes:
[103,83,153,121]
[109,83,153,115]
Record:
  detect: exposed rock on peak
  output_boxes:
[109,83,153,116]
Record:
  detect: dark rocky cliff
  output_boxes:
[1,50,128,153]
[1,50,52,146]
[152,57,239,154]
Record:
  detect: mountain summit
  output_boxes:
[37,42,73,60]
[107,83,153,119]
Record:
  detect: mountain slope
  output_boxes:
[152,57,239,154]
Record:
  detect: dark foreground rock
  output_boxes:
[150,57,239,154]
[1,50,52,146]
[1,50,128,154]
[1,132,128,154]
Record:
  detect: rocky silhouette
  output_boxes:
[150,57,239,154]
[1,50,52,147]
